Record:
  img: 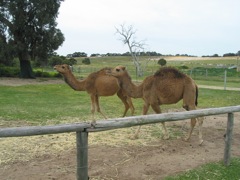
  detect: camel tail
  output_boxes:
[195,85,198,106]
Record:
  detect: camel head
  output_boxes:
[110,65,127,77]
[54,64,71,75]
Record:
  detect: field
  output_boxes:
[0,56,240,179]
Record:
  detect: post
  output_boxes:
[224,113,234,166]
[76,131,89,180]
[224,69,227,90]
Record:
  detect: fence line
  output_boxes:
[1,105,240,180]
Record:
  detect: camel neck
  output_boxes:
[63,72,86,91]
[121,75,143,98]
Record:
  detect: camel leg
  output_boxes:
[183,105,204,145]
[184,117,196,142]
[197,116,204,145]
[127,97,135,116]
[95,95,107,119]
[90,95,96,123]
[133,102,150,139]
[117,90,131,117]
[151,104,169,140]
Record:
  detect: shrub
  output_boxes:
[33,70,61,78]
[179,65,189,69]
[48,56,63,67]
[82,58,91,65]
[158,58,167,66]
[0,65,20,77]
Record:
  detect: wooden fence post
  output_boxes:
[76,131,89,180]
[224,113,234,166]
[224,69,227,90]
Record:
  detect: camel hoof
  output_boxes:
[91,120,96,128]
[199,140,204,146]
[163,135,170,140]
[129,134,139,140]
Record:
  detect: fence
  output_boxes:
[1,105,240,180]
[74,66,240,90]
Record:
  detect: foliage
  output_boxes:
[158,58,167,66]
[0,33,15,66]
[0,0,64,78]
[82,57,91,65]
[71,52,88,57]
[0,64,60,77]
[223,53,237,57]
[177,65,189,69]
[0,64,20,77]
[33,70,61,78]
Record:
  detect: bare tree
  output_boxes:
[115,24,146,76]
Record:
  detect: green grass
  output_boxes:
[69,56,240,88]
[0,84,239,179]
[1,56,240,179]
[0,84,143,124]
[196,79,240,88]
[0,84,94,124]
[198,88,240,108]
[0,84,239,124]
[164,158,240,180]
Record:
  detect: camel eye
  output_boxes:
[62,66,65,69]
[116,68,120,72]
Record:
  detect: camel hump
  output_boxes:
[154,67,185,79]
[85,67,119,92]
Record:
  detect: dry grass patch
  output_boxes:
[0,120,186,165]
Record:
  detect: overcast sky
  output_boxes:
[56,0,240,57]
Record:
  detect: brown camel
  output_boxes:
[54,64,134,120]
[110,65,204,145]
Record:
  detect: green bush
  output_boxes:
[48,56,64,67]
[82,58,91,65]
[0,65,20,77]
[33,70,61,78]
[157,58,167,66]
[179,65,189,69]
[0,64,61,78]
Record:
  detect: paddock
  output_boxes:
[0,106,240,180]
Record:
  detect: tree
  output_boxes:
[0,0,64,78]
[72,52,87,57]
[115,24,146,76]
[223,53,236,57]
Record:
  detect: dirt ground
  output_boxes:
[0,78,240,180]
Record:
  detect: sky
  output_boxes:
[56,0,240,57]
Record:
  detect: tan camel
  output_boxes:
[110,65,204,145]
[54,64,134,120]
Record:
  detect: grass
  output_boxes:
[0,56,240,179]
[196,79,240,88]
[0,83,239,178]
[71,56,240,88]
[164,158,240,180]
[0,84,239,124]
[0,83,144,124]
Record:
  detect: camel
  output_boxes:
[110,65,204,145]
[54,64,134,120]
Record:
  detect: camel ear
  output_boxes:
[122,66,126,71]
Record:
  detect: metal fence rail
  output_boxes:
[1,105,240,180]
